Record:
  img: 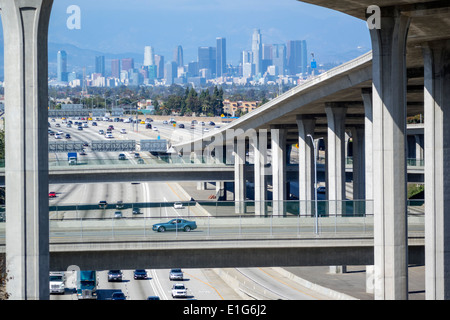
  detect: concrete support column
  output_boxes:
[370,8,410,300]
[234,138,246,213]
[362,88,374,203]
[296,115,316,216]
[414,135,424,165]
[350,126,365,201]
[252,130,268,216]
[423,39,450,300]
[271,127,287,216]
[325,104,347,215]
[2,0,54,300]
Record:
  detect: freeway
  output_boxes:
[46,116,338,301]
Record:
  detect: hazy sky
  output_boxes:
[48,0,371,64]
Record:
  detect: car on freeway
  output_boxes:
[147,296,160,300]
[54,134,62,139]
[169,268,183,281]
[48,191,56,198]
[111,292,126,300]
[153,126,158,131]
[163,120,168,124]
[92,122,97,126]
[134,152,140,158]
[65,133,71,139]
[132,207,141,215]
[145,123,152,129]
[133,269,147,280]
[105,133,113,138]
[114,211,122,219]
[108,270,122,282]
[118,153,126,160]
[317,186,326,193]
[174,202,183,209]
[171,283,187,298]
[178,123,185,128]
[116,201,124,209]
[98,200,108,208]
[120,128,127,134]
[152,219,197,232]
[98,129,104,135]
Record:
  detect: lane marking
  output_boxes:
[184,271,224,300]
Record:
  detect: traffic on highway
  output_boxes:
[46,115,332,301]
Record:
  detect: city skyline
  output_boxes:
[42,0,371,65]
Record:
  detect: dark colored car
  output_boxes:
[133,269,147,280]
[111,292,126,300]
[145,123,152,129]
[152,219,197,232]
[108,270,122,282]
[178,123,185,128]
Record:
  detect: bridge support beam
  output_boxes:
[423,39,450,300]
[296,115,316,216]
[234,137,246,213]
[271,128,287,216]
[1,0,54,300]
[251,130,268,216]
[370,8,410,300]
[325,103,347,215]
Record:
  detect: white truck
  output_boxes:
[49,272,65,294]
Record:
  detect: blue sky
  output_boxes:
[48,0,371,65]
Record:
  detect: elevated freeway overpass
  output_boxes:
[1,0,449,300]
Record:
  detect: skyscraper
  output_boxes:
[198,46,216,77]
[165,61,178,85]
[57,50,68,82]
[173,45,183,67]
[216,37,226,77]
[154,55,164,79]
[252,29,262,76]
[144,46,155,66]
[272,44,286,76]
[111,59,120,78]
[121,58,134,72]
[95,55,105,76]
[287,40,308,76]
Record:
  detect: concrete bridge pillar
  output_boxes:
[361,89,374,203]
[251,130,268,216]
[350,126,365,202]
[271,127,287,216]
[296,115,316,216]
[1,0,54,300]
[370,8,410,300]
[423,39,450,300]
[234,137,246,214]
[325,103,347,215]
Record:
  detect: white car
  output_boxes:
[174,202,183,209]
[105,133,113,139]
[120,129,127,134]
[54,134,62,139]
[153,127,159,131]
[171,283,187,298]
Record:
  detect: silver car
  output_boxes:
[169,268,183,281]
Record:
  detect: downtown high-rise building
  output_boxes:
[95,55,105,76]
[154,54,164,79]
[216,37,226,77]
[198,46,216,78]
[173,45,183,67]
[144,46,155,66]
[287,40,308,76]
[272,44,286,76]
[111,59,120,78]
[252,29,262,76]
[121,58,134,72]
[57,50,68,82]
